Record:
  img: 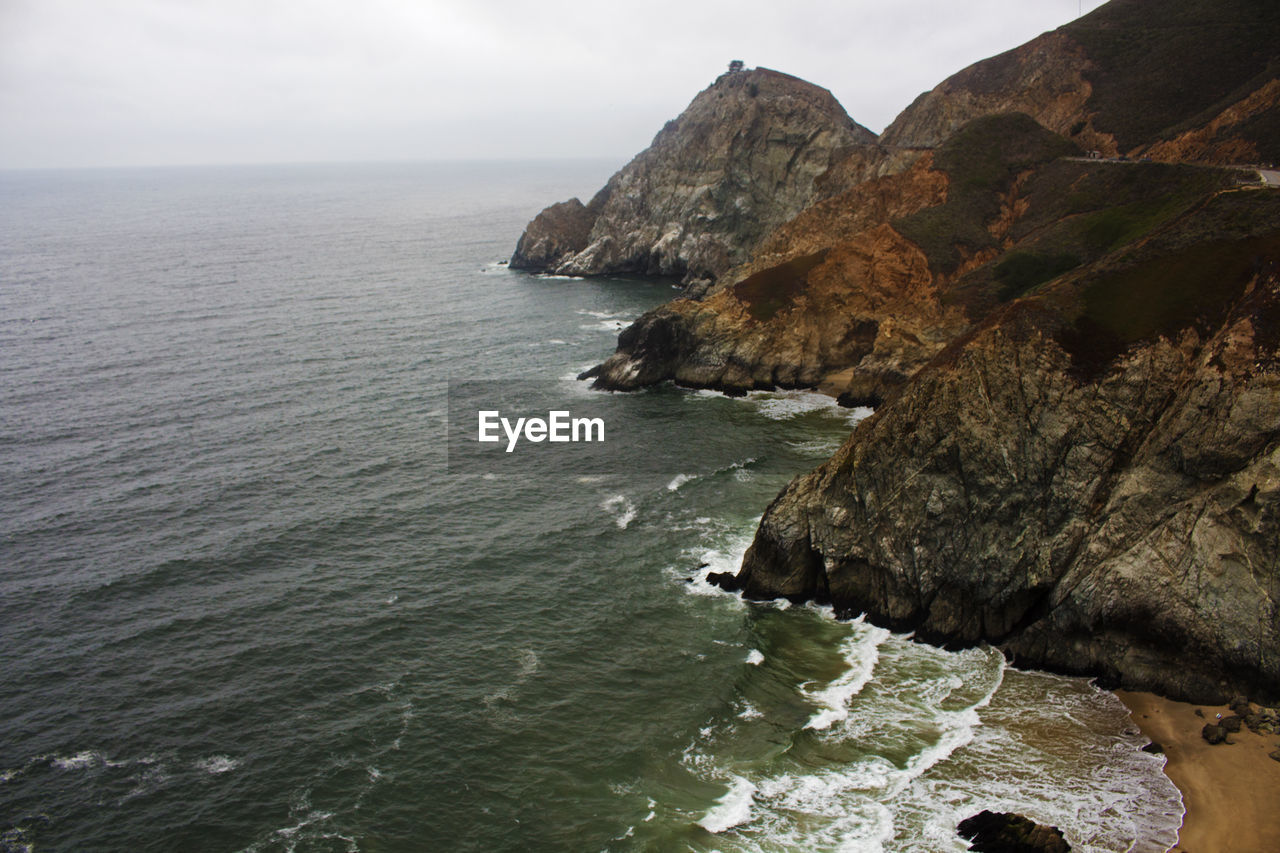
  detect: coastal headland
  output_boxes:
[513,0,1280,847]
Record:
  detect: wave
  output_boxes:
[698,775,756,833]
[601,494,636,529]
[666,473,695,491]
[803,620,890,731]
[194,755,240,775]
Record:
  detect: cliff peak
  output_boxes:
[510,68,876,284]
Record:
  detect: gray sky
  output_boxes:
[0,0,1109,169]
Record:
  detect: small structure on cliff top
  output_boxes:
[727,60,744,73]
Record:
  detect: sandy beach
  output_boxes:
[1117,690,1280,852]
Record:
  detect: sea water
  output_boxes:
[0,161,1182,852]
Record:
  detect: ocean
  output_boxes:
[0,161,1182,852]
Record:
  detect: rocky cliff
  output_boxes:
[541,0,1280,703]
[587,113,1237,402]
[881,0,1280,165]
[510,68,875,284]
[724,191,1280,703]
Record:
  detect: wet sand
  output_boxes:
[1117,690,1280,852]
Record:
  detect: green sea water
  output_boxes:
[0,161,1181,852]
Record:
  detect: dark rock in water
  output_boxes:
[957,810,1070,852]
[706,571,742,592]
[1221,715,1244,733]
[697,561,710,569]
[1202,723,1229,744]
[1141,741,1164,754]
[1270,750,1280,762]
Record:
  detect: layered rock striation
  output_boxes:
[511,68,875,284]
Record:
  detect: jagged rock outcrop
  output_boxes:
[722,192,1280,704]
[509,198,599,272]
[510,68,875,284]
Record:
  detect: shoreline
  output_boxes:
[1116,690,1280,852]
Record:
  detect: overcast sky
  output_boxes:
[0,0,1109,169]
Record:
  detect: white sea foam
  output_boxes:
[666,473,695,491]
[0,827,33,853]
[517,648,539,677]
[737,702,764,720]
[745,649,764,665]
[786,437,845,457]
[575,309,633,333]
[482,648,541,716]
[273,809,335,840]
[195,755,240,775]
[749,389,845,420]
[580,320,627,333]
[52,750,102,770]
[677,525,757,598]
[601,494,636,529]
[803,622,889,731]
[718,770,895,852]
[698,775,756,833]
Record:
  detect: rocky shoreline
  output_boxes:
[513,0,1280,846]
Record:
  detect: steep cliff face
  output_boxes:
[881,0,1280,165]
[588,113,1232,402]
[510,68,875,284]
[726,193,1280,703]
[584,155,958,397]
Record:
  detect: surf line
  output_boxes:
[477,410,604,452]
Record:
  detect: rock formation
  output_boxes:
[725,192,1280,703]
[881,0,1280,165]
[510,67,875,284]
[957,810,1071,852]
[520,0,1280,704]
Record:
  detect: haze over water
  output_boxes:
[0,161,1180,852]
